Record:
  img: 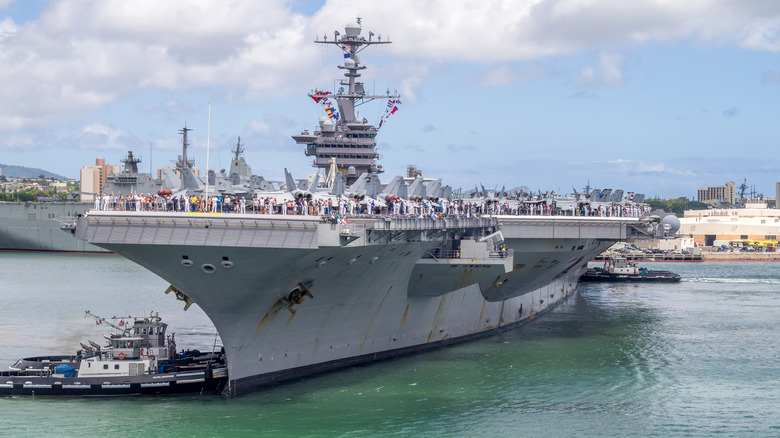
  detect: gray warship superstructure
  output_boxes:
[161,128,263,198]
[291,21,392,177]
[102,150,162,196]
[70,19,654,395]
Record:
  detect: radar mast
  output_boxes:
[292,18,400,178]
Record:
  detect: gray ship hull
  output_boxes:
[75,211,644,395]
[0,202,109,253]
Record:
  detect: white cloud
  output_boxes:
[473,64,559,87]
[0,17,16,41]
[2,0,780,135]
[605,158,695,177]
[247,119,271,134]
[0,1,312,133]
[0,134,35,150]
[315,0,780,61]
[74,123,140,150]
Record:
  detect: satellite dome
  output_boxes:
[345,21,361,37]
[322,119,335,132]
[344,58,356,68]
[660,215,680,232]
[347,166,357,176]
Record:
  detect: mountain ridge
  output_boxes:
[0,163,69,181]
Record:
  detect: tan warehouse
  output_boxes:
[680,205,780,247]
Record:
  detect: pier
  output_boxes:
[595,252,780,262]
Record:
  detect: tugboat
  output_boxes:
[580,255,681,282]
[0,311,227,397]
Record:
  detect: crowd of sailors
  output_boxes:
[93,193,651,218]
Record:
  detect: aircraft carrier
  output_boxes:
[69,19,653,395]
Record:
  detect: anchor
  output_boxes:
[164,284,194,311]
[278,281,315,315]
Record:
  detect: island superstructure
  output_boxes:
[293,18,397,178]
[70,19,654,396]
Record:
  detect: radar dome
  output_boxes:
[322,119,335,132]
[344,58,356,68]
[345,22,361,37]
[660,215,680,232]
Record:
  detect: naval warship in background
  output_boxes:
[0,200,105,253]
[102,150,162,196]
[0,150,162,253]
[70,19,655,396]
[0,132,257,253]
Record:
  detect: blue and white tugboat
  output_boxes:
[580,255,681,282]
[0,311,227,397]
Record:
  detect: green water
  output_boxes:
[1,254,779,437]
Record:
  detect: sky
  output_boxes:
[1,0,780,199]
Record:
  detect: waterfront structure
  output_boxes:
[680,205,780,247]
[776,182,780,207]
[79,158,120,202]
[697,181,735,206]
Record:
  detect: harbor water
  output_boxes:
[1,253,779,437]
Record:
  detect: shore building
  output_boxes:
[680,204,780,247]
[79,159,120,202]
[697,181,735,206]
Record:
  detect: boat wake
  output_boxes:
[683,277,780,285]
